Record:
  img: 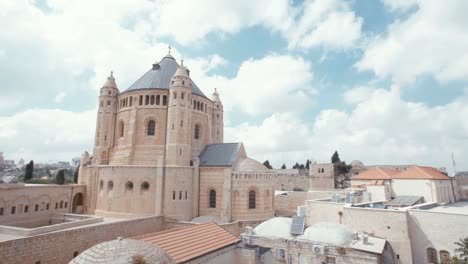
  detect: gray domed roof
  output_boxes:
[125,54,207,98]
[299,222,354,245]
[70,238,174,264]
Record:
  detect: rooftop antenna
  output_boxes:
[450,152,457,203]
[452,152,457,175]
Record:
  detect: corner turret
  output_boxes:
[94,72,119,165]
[211,88,224,143]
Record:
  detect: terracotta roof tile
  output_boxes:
[133,222,239,263]
[392,166,450,180]
[352,167,399,180]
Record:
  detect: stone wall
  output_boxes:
[343,207,411,264]
[271,169,310,191]
[0,216,164,264]
[0,184,86,226]
[407,209,468,263]
[274,191,308,216]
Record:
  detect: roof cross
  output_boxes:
[168,45,171,54]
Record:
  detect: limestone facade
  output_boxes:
[78,52,274,222]
[309,163,335,189]
[0,184,85,226]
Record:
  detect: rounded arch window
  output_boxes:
[99,180,104,191]
[209,189,216,208]
[125,181,134,191]
[118,120,125,138]
[141,182,150,191]
[147,120,156,136]
[194,124,200,140]
[107,181,113,192]
[249,190,256,209]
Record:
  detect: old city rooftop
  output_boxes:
[133,222,240,263]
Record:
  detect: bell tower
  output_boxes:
[211,88,224,143]
[93,72,119,165]
[165,62,192,166]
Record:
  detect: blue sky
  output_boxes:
[1,0,467,173]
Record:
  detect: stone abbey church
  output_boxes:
[78,51,275,222]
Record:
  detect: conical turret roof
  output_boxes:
[125,54,207,98]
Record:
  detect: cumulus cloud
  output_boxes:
[0,109,96,162]
[357,0,468,83]
[152,0,362,50]
[189,54,315,115]
[0,0,167,100]
[227,86,468,172]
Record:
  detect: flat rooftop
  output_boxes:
[416,201,468,215]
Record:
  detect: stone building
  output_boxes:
[309,163,335,189]
[242,217,395,264]
[78,51,275,222]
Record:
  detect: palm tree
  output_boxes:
[455,238,468,261]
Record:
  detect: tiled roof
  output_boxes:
[133,222,239,263]
[392,166,450,180]
[351,167,399,180]
[199,143,241,167]
[124,54,207,98]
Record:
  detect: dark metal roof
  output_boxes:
[124,54,208,98]
[199,143,241,167]
[386,196,423,207]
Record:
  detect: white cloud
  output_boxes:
[343,86,375,104]
[189,54,315,115]
[54,92,66,103]
[227,85,468,172]
[0,108,96,162]
[357,0,468,83]
[0,0,167,99]
[286,0,363,50]
[152,0,362,50]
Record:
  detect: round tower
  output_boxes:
[165,62,192,166]
[211,88,224,143]
[93,72,119,165]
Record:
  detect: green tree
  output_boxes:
[331,151,341,164]
[305,159,311,170]
[263,160,273,169]
[281,164,286,169]
[334,161,352,189]
[455,238,468,261]
[292,162,300,169]
[24,160,34,181]
[56,169,65,185]
[73,165,80,184]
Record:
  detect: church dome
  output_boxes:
[299,222,354,245]
[236,158,268,172]
[70,238,174,264]
[253,217,293,239]
[124,53,207,98]
[351,160,365,168]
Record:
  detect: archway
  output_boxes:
[72,193,84,214]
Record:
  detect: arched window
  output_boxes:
[209,190,216,208]
[427,248,438,264]
[125,181,133,191]
[147,120,155,136]
[265,190,270,210]
[439,250,450,263]
[119,121,124,138]
[107,181,113,192]
[99,180,104,191]
[249,190,256,209]
[141,182,150,191]
[194,125,200,140]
